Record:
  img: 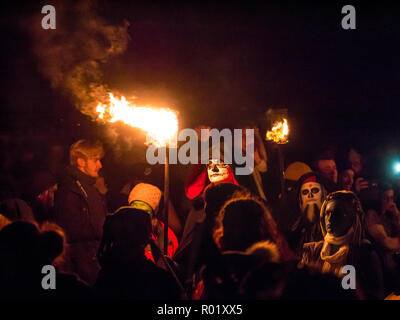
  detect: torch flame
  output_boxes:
[96,93,178,148]
[266,118,289,144]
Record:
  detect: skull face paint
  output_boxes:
[300,182,323,222]
[207,159,229,183]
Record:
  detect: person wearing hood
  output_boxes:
[301,191,384,300]
[185,159,238,201]
[180,144,239,253]
[53,139,108,286]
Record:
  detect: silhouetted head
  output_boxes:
[214,197,279,252]
[203,183,247,221]
[98,207,152,265]
[0,221,40,268]
[39,222,66,265]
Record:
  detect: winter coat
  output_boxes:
[53,166,108,285]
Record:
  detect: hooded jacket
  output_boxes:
[185,164,238,200]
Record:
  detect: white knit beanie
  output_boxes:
[128,183,162,212]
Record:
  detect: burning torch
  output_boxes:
[266,108,289,200]
[97,93,178,255]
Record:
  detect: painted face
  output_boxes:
[324,200,353,237]
[300,182,323,222]
[82,156,103,178]
[207,159,229,183]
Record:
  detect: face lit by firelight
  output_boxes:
[79,156,103,178]
[207,159,229,183]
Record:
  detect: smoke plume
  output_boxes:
[29,0,130,117]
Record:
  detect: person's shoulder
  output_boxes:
[142,259,176,281]
[360,239,378,253]
[366,208,378,216]
[141,259,181,291]
[57,171,79,192]
[366,208,381,225]
[34,271,93,300]
[359,239,381,263]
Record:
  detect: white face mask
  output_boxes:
[207,159,229,183]
[300,182,323,222]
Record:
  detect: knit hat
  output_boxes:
[128,183,162,214]
[284,162,312,182]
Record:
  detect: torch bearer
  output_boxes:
[266,108,289,200]
[96,93,178,256]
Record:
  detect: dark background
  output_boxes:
[0,0,399,172]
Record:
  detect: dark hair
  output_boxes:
[203,183,247,220]
[214,196,296,261]
[313,149,336,171]
[39,222,66,265]
[98,208,152,265]
[214,198,276,252]
[378,182,393,195]
[0,221,65,267]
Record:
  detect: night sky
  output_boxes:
[1,1,399,166]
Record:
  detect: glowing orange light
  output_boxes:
[266,118,289,144]
[96,93,178,147]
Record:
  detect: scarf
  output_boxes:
[320,227,354,275]
[130,200,153,217]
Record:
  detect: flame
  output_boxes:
[96,93,178,147]
[266,118,289,144]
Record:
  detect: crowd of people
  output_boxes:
[0,129,400,300]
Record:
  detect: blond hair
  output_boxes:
[69,139,104,166]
